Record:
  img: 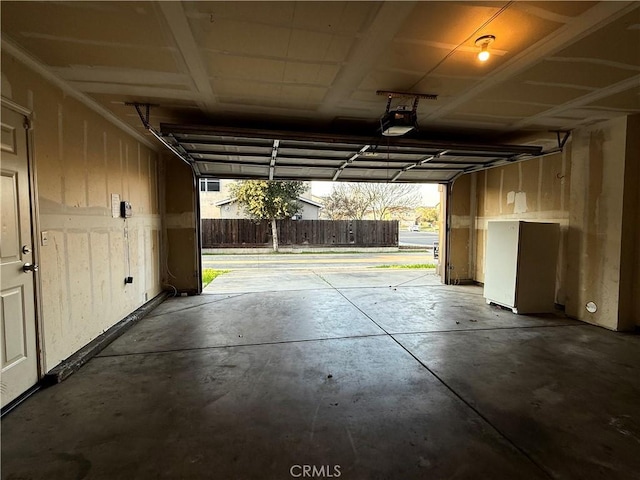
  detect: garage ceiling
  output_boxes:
[2,1,639,182]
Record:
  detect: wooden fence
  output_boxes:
[201,219,398,248]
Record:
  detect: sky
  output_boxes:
[310,181,441,207]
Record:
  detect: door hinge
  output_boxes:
[23,118,32,130]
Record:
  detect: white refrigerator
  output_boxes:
[483,221,560,314]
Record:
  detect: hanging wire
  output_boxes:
[124,217,131,281]
[406,1,514,92]
[386,134,391,183]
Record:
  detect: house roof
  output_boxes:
[298,197,324,208]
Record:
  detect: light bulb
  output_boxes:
[478,49,490,62]
[475,35,495,63]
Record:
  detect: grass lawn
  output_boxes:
[373,264,437,269]
[202,269,230,287]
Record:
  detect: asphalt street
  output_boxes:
[399,230,439,246]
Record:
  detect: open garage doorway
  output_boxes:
[156,121,548,297]
[197,178,444,294]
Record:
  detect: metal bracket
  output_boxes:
[411,97,420,114]
[552,130,571,150]
[125,102,193,168]
[125,102,158,129]
[376,90,438,101]
[384,95,393,114]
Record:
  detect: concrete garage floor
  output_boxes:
[2,269,640,480]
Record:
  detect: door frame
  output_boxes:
[2,96,45,380]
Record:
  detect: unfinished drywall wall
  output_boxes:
[449,114,637,330]
[163,156,199,294]
[448,173,474,283]
[437,184,447,281]
[617,114,640,329]
[2,52,162,371]
[566,116,636,330]
[620,115,640,328]
[473,150,571,304]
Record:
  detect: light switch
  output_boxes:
[41,231,49,246]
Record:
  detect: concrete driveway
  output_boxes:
[3,268,640,479]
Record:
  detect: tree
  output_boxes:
[322,183,421,220]
[230,180,306,251]
[359,183,422,220]
[321,183,370,220]
[416,206,439,225]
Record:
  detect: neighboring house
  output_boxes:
[200,179,317,219]
[215,197,323,220]
[199,178,235,219]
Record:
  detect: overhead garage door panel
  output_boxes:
[164,123,544,183]
[197,162,270,178]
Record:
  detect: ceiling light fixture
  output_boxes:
[475,35,495,62]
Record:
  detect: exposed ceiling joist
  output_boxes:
[318,1,417,115]
[156,1,217,113]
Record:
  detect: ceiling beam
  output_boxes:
[67,82,198,102]
[156,2,217,113]
[50,66,190,86]
[509,74,640,131]
[318,1,417,115]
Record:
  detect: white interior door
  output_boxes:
[1,105,39,408]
